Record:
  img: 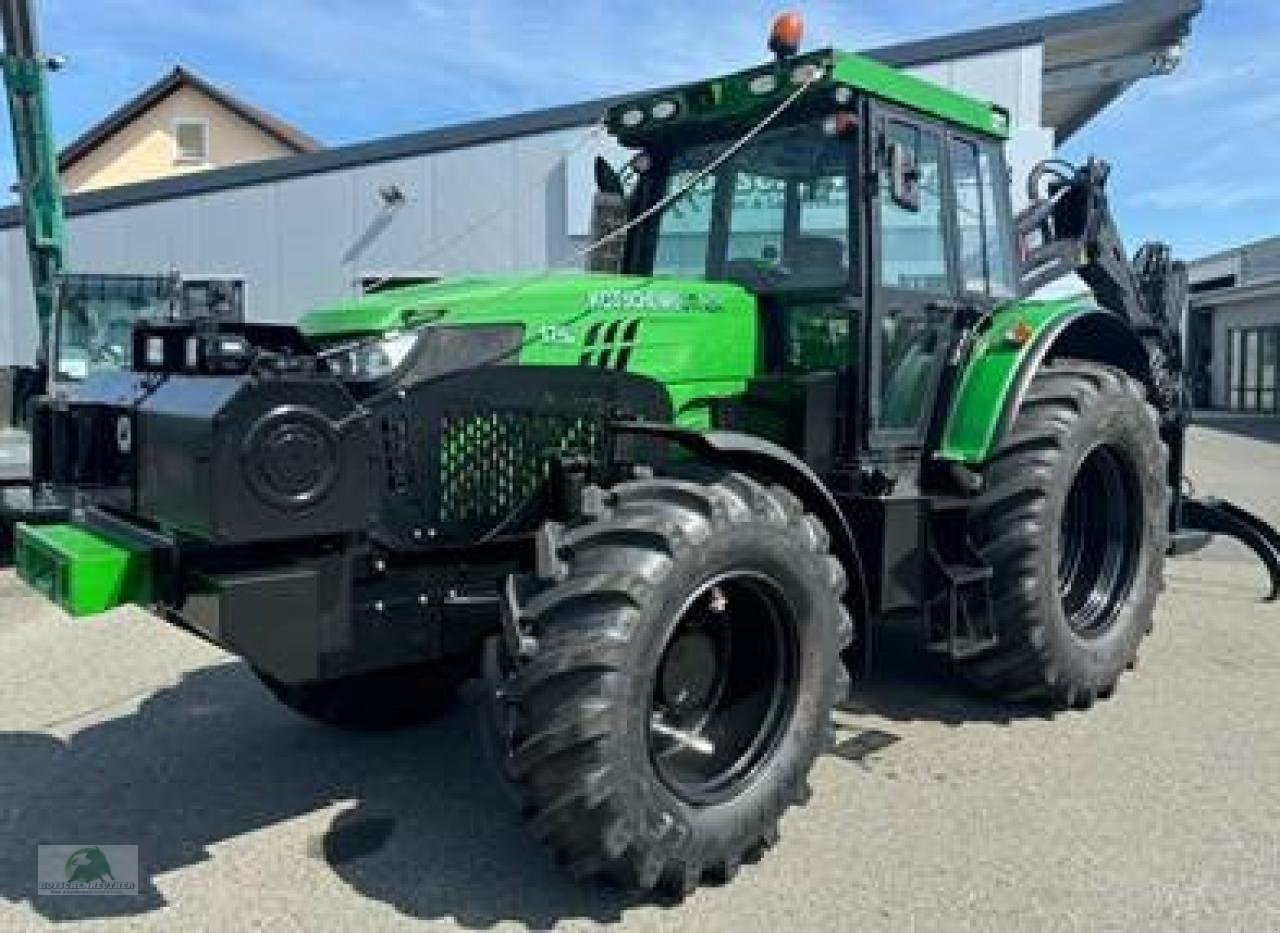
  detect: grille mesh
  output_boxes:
[435,410,605,526]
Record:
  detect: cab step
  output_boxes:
[925,540,998,661]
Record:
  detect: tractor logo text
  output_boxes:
[586,290,722,314]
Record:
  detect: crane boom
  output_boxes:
[1,0,64,369]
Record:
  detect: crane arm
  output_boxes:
[1,0,64,368]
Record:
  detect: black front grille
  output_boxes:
[436,410,605,526]
[367,366,671,550]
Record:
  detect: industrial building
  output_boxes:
[0,0,1200,368]
[1188,236,1280,414]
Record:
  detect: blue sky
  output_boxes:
[6,0,1275,259]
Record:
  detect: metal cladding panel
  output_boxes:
[431,142,520,275]
[946,47,1041,127]
[344,157,433,277]
[1244,241,1280,286]
[275,170,356,320]
[62,211,129,270]
[0,229,36,366]
[117,198,202,273]
[514,131,577,269]
[191,185,282,319]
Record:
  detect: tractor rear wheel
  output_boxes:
[960,360,1168,708]
[504,472,850,894]
[255,661,470,730]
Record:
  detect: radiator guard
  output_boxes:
[367,366,671,550]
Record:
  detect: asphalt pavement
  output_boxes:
[0,418,1277,932]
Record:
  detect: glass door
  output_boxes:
[1227,326,1280,414]
[869,110,956,447]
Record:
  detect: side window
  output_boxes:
[980,145,1017,299]
[947,137,1018,300]
[726,172,786,265]
[950,138,986,295]
[653,168,716,278]
[793,175,852,291]
[173,119,208,164]
[880,121,947,293]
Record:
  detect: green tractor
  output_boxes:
[13,16,1279,895]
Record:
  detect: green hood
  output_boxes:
[298,273,751,338]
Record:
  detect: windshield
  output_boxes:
[649,119,854,291]
[54,276,175,383]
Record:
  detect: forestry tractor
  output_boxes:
[10,12,1280,895]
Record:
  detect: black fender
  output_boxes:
[611,421,872,674]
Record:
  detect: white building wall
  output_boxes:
[0,45,1055,366]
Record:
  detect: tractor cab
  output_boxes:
[597,44,1017,460]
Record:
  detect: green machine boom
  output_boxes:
[13,11,1280,898]
[1,0,64,369]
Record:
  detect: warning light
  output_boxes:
[1004,320,1034,348]
[822,111,858,137]
[769,11,804,59]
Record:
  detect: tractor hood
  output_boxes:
[298,273,753,338]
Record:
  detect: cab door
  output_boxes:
[867,108,959,450]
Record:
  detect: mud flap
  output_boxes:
[1179,498,1280,602]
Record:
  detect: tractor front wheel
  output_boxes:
[504,472,850,894]
[961,360,1168,708]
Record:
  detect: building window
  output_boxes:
[173,119,208,163]
[1226,325,1280,414]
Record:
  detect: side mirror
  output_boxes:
[586,155,628,273]
[594,155,625,198]
[586,191,628,273]
[888,141,921,212]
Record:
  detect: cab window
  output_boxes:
[949,136,1017,300]
[649,119,854,293]
[879,121,947,293]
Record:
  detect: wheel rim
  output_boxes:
[647,571,799,806]
[1057,444,1142,636]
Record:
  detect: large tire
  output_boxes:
[960,360,1168,708]
[506,471,850,894]
[256,660,470,730]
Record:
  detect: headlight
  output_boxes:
[327,332,418,380]
[790,63,825,85]
[650,99,679,120]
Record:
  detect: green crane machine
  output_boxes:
[0,0,63,380]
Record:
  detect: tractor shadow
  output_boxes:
[838,623,1049,728]
[0,662,648,927]
[0,632,1043,925]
